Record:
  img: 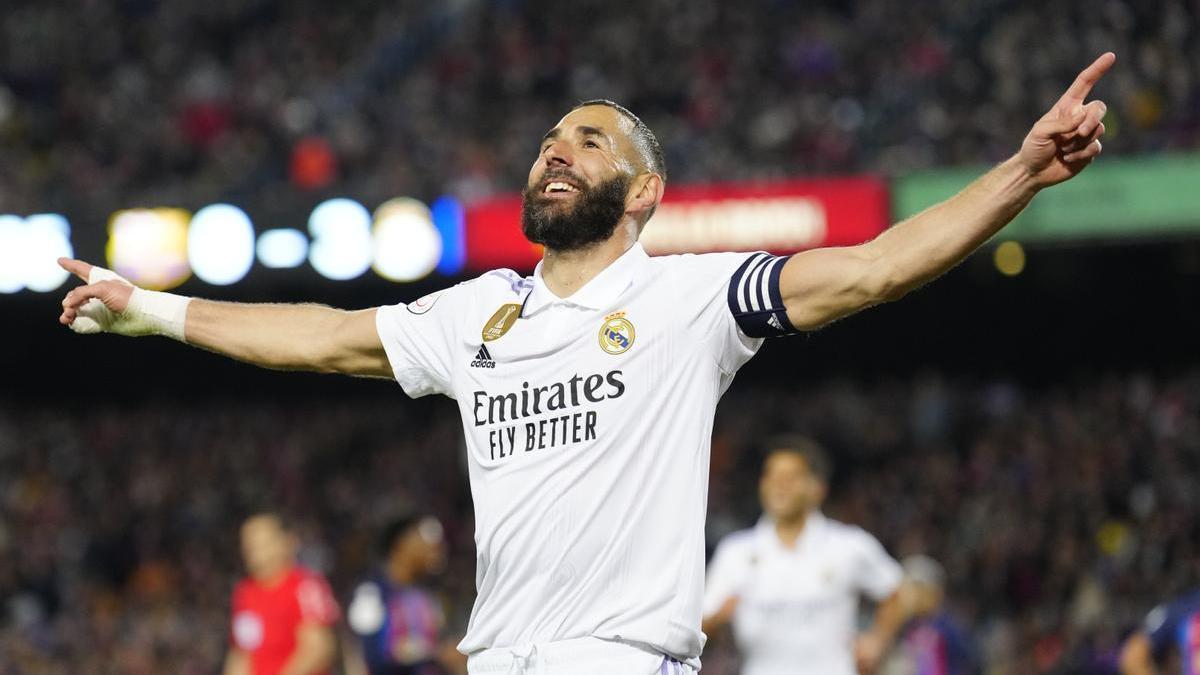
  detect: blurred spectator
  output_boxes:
[1,0,1198,219]
[1,370,1197,672]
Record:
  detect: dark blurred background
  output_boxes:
[2,1,1199,673]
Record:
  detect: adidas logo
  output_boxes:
[767,313,785,332]
[469,345,496,369]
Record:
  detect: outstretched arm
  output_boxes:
[57,258,391,377]
[780,53,1115,330]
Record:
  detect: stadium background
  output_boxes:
[2,0,1199,673]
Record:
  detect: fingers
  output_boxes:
[1075,100,1108,137]
[1059,52,1116,106]
[61,284,95,313]
[1037,105,1087,136]
[1062,138,1102,165]
[1037,99,1106,147]
[1062,121,1105,155]
[57,257,93,283]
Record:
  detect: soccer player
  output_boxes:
[58,53,1113,674]
[702,438,905,675]
[346,515,466,675]
[225,512,340,675]
[1118,589,1200,675]
[892,556,976,675]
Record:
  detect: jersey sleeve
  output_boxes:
[703,534,749,616]
[671,251,799,376]
[851,529,903,601]
[375,281,473,399]
[296,574,340,626]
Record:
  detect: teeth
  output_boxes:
[544,181,579,194]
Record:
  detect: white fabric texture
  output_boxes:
[375,244,765,663]
[703,514,903,675]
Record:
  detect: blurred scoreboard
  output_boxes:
[0,177,889,294]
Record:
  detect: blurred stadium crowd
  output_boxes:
[1,0,1197,216]
[2,371,1197,674]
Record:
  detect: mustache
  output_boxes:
[530,169,588,192]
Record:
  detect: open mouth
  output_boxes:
[542,179,582,196]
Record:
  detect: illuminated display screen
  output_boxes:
[0,177,888,294]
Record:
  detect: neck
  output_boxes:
[540,226,635,298]
[255,564,293,587]
[773,511,813,548]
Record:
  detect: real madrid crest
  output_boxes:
[482,304,521,342]
[598,311,635,355]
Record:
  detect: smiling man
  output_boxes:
[58,54,1113,674]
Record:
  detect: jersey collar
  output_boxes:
[524,242,649,316]
[756,511,827,552]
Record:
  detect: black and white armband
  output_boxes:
[727,252,799,338]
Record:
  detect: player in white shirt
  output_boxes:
[56,54,1113,674]
[703,438,906,675]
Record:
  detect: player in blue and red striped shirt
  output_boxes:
[1120,589,1200,675]
[895,556,977,675]
[347,515,466,675]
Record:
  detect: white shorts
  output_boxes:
[466,636,698,675]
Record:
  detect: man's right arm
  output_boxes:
[185,300,389,376]
[57,258,392,378]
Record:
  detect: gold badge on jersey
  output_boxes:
[598,311,635,355]
[482,304,521,342]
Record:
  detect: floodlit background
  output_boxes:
[2,1,1199,673]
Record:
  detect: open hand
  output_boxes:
[1018,52,1115,188]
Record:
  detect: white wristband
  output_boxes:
[70,265,191,341]
[126,288,191,342]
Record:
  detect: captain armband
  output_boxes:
[726,253,800,338]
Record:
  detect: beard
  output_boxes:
[521,172,631,252]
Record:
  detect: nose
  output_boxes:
[542,139,573,168]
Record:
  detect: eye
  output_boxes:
[583,139,599,149]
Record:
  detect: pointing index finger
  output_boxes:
[1060,52,1116,106]
[58,257,93,283]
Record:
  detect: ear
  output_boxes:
[626,173,664,223]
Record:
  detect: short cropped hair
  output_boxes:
[764,435,832,484]
[573,99,667,182]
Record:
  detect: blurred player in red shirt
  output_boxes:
[224,512,340,675]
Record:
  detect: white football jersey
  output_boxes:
[703,514,902,675]
[376,243,795,664]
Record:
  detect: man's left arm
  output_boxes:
[854,590,907,674]
[779,53,1115,331]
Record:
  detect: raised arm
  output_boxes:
[780,53,1114,330]
[57,258,392,377]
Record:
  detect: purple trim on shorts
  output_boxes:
[660,657,669,675]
